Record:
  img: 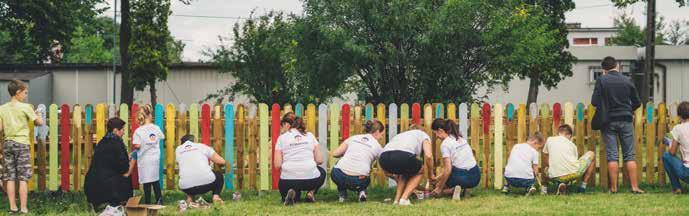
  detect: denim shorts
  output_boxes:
[601,121,636,162]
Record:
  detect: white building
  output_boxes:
[566,23,620,47]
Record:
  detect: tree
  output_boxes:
[206,12,344,104]
[666,20,689,45]
[609,13,667,46]
[520,0,576,106]
[301,0,567,103]
[129,0,174,105]
[62,27,113,63]
[0,0,104,63]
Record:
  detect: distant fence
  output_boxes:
[4,102,679,192]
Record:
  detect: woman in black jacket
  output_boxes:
[84,117,133,209]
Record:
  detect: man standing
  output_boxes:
[591,56,644,194]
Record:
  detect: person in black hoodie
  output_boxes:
[84,117,133,209]
[591,56,644,194]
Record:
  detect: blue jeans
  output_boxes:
[602,121,636,162]
[445,166,480,188]
[505,177,535,188]
[331,168,370,193]
[662,152,689,190]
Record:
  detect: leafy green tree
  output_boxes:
[129,0,174,105]
[206,12,343,104]
[609,13,667,46]
[0,0,104,63]
[62,27,112,63]
[301,0,569,103]
[519,0,576,105]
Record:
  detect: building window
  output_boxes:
[589,64,633,83]
[573,38,599,46]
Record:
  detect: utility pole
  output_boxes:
[643,0,655,103]
[113,0,118,104]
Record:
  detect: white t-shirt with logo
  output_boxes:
[671,122,689,168]
[504,143,540,179]
[276,129,320,180]
[133,124,165,183]
[334,134,383,176]
[176,141,216,189]
[440,136,476,170]
[383,130,430,155]
[543,136,578,178]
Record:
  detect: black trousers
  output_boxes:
[142,181,162,204]
[182,172,225,196]
[278,166,326,202]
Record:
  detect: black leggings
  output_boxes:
[143,181,162,204]
[182,172,225,196]
[278,166,326,202]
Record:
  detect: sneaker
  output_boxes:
[99,205,124,216]
[398,199,412,206]
[577,186,587,193]
[501,185,510,194]
[195,197,211,209]
[556,183,567,195]
[284,189,296,206]
[540,186,548,195]
[305,191,316,203]
[156,197,163,205]
[526,186,537,196]
[358,191,367,202]
[178,200,188,212]
[338,191,347,203]
[232,192,242,201]
[452,185,462,201]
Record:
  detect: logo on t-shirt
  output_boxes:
[294,134,303,141]
[362,137,369,142]
[148,133,158,142]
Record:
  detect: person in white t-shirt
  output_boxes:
[131,104,165,204]
[176,134,226,204]
[275,113,326,206]
[430,119,480,200]
[502,132,545,196]
[543,124,595,195]
[663,101,689,194]
[379,125,435,206]
[331,120,385,203]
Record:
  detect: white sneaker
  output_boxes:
[398,199,412,206]
[541,186,548,195]
[99,205,124,216]
[358,191,367,202]
[452,185,462,201]
[338,196,346,203]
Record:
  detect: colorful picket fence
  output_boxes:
[3,102,680,192]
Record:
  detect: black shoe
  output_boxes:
[577,187,586,193]
[284,189,296,206]
[358,191,367,202]
[156,197,163,205]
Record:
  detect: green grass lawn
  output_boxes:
[4,185,689,215]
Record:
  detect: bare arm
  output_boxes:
[422,140,435,179]
[670,140,679,155]
[274,149,283,170]
[433,158,452,193]
[33,112,44,126]
[331,143,348,158]
[210,153,226,165]
[314,144,324,165]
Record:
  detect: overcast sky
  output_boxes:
[101,0,689,62]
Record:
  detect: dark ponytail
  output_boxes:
[281,112,307,135]
[431,118,463,140]
[364,120,385,134]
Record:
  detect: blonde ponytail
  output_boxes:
[137,104,153,124]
